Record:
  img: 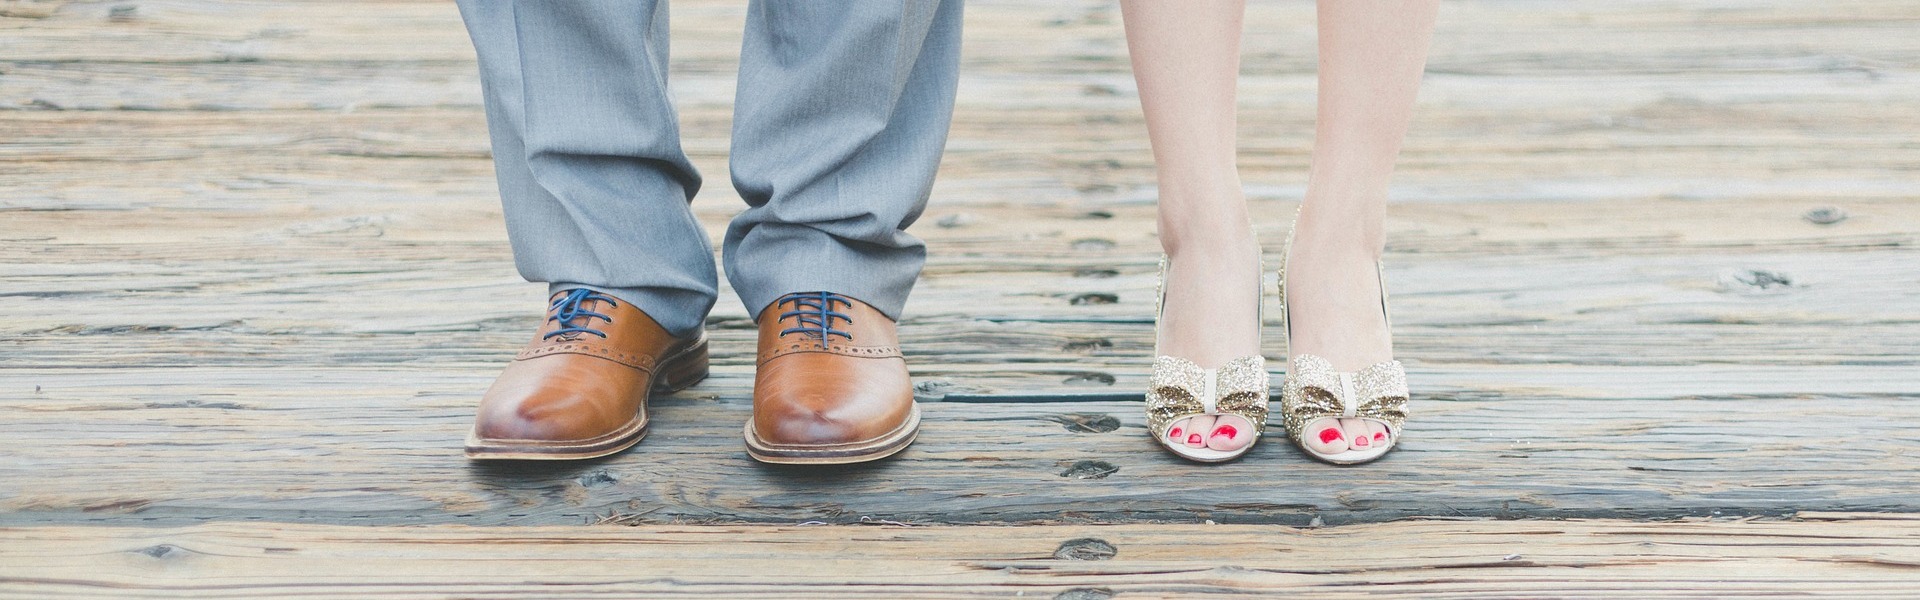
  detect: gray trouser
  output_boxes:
[456,0,964,337]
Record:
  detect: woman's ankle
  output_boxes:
[1296,186,1388,254]
[1290,225,1382,266]
[1160,208,1258,261]
[1164,232,1258,264]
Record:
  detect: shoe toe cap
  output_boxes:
[474,376,640,443]
[753,384,912,447]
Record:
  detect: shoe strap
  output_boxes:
[1200,367,1219,414]
[1338,372,1358,418]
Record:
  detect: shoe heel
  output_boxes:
[652,337,710,393]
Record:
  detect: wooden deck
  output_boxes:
[3,0,1919,597]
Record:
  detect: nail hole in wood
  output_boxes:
[1069,292,1117,305]
[1803,206,1847,225]
[1055,588,1115,600]
[1048,413,1121,433]
[1062,338,1111,353]
[1053,538,1117,560]
[1070,238,1114,252]
[1061,372,1114,386]
[1059,460,1118,480]
[915,379,985,401]
[577,470,619,488]
[935,213,976,228]
[1719,269,1793,293]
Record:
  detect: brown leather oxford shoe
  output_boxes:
[466,289,708,460]
[744,291,920,464]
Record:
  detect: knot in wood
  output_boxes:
[136,544,178,558]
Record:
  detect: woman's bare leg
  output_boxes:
[1122,0,1260,451]
[1291,0,1438,456]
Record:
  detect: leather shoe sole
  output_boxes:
[742,404,920,465]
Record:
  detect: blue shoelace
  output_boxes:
[776,291,854,348]
[544,289,617,340]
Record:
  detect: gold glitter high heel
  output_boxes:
[1278,207,1409,465]
[1145,254,1271,463]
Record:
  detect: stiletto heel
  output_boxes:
[1278,206,1410,465]
[1145,253,1271,463]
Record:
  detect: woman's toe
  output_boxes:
[1342,418,1372,450]
[1184,415,1215,448]
[1206,415,1253,451]
[1305,417,1348,454]
[1363,420,1390,448]
[1165,417,1193,446]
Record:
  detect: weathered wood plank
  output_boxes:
[4,515,1919,598]
[3,248,1918,374]
[0,361,1915,527]
[9,102,1915,210]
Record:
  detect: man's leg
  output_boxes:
[724,0,963,321]
[457,0,716,461]
[459,0,716,337]
[726,0,964,464]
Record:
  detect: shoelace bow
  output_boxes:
[776,291,854,348]
[544,289,617,340]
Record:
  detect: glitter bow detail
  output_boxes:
[1146,355,1271,436]
[1280,354,1409,436]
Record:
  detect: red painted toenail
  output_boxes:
[1318,428,1342,443]
[1213,425,1238,438]
[1169,427,1182,438]
[1374,432,1386,440]
[1354,436,1370,447]
[1187,434,1202,445]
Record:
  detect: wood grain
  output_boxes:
[4,514,1919,598]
